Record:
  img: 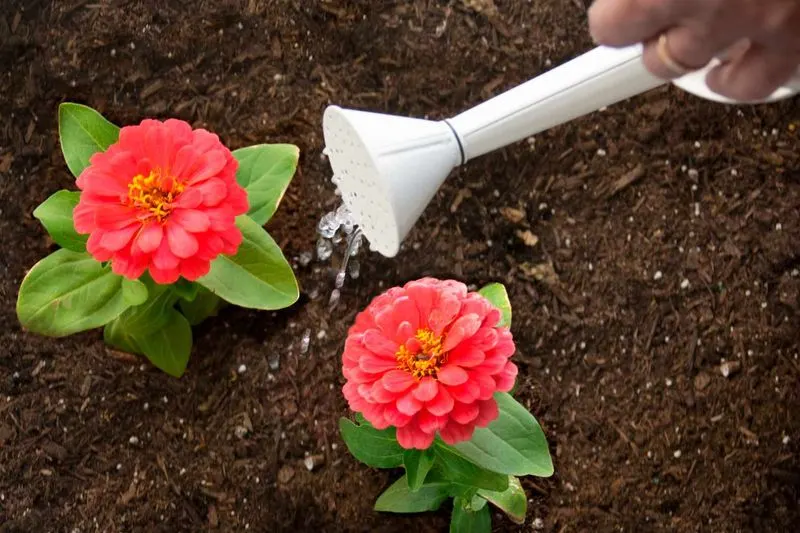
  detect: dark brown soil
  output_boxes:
[2,1,799,532]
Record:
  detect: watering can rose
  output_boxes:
[73,118,249,284]
[342,278,518,449]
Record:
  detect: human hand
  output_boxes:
[587,0,800,101]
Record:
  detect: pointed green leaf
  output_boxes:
[134,310,192,377]
[450,497,491,533]
[233,144,299,225]
[104,278,192,377]
[338,417,404,469]
[478,282,511,328]
[197,215,299,310]
[32,190,87,252]
[453,392,553,477]
[58,103,120,177]
[434,443,509,492]
[477,476,527,525]
[178,285,224,325]
[16,249,146,337]
[374,475,452,513]
[404,448,435,492]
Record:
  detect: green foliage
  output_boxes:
[450,497,491,533]
[58,102,120,177]
[233,144,300,225]
[197,215,299,310]
[17,102,301,378]
[404,448,435,492]
[16,249,147,337]
[478,282,512,328]
[452,392,554,477]
[338,417,405,469]
[32,190,86,252]
[374,475,451,513]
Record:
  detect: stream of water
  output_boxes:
[315,198,365,308]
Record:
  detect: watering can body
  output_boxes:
[323,44,799,257]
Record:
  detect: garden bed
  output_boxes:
[1,1,799,531]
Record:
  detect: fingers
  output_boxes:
[641,25,739,79]
[705,45,800,101]
[588,0,690,46]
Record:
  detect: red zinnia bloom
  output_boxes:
[342,278,518,449]
[73,119,249,284]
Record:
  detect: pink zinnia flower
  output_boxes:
[73,118,249,284]
[342,278,518,449]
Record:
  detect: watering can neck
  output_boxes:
[444,44,799,164]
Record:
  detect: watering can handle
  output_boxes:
[446,44,799,163]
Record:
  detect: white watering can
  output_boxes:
[322,44,800,258]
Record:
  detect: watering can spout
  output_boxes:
[323,44,798,258]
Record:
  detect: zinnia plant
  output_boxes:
[16,103,301,377]
[339,279,553,531]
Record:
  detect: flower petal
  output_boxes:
[134,222,163,254]
[359,354,398,374]
[381,369,416,393]
[442,313,482,352]
[446,344,485,368]
[451,401,480,425]
[426,386,454,416]
[172,208,211,233]
[396,391,423,416]
[165,221,199,259]
[99,224,139,252]
[362,330,398,358]
[437,365,469,386]
[412,377,438,402]
[396,422,435,450]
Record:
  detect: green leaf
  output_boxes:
[404,448,435,492]
[197,215,299,310]
[477,476,527,525]
[134,310,192,377]
[58,103,120,177]
[173,278,199,302]
[16,249,147,337]
[374,475,452,513]
[434,444,509,492]
[104,278,192,377]
[233,144,300,225]
[178,285,224,325]
[338,417,404,469]
[32,190,87,252]
[478,282,512,328]
[453,392,553,477]
[450,497,491,533]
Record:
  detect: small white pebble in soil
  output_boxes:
[665,378,673,387]
[694,141,701,148]
[580,341,586,350]
[681,279,690,290]
[331,443,338,450]
[180,468,186,476]
[234,426,248,439]
[783,435,791,445]
[129,436,139,445]
[238,364,247,374]
[761,302,768,309]
[143,403,149,411]
[304,456,315,471]
[653,271,663,281]
[673,450,682,458]
[588,263,594,271]
[300,330,311,354]
[664,336,670,343]
[116,463,122,471]
[317,330,327,340]
[647,450,652,458]
[162,396,168,404]
[532,518,545,530]
[775,223,782,231]
[596,148,607,156]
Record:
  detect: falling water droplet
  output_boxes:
[299,330,311,354]
[334,270,346,289]
[328,289,341,308]
[316,238,333,261]
[268,352,280,370]
[348,259,360,279]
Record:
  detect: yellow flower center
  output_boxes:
[396,329,447,379]
[127,169,184,221]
